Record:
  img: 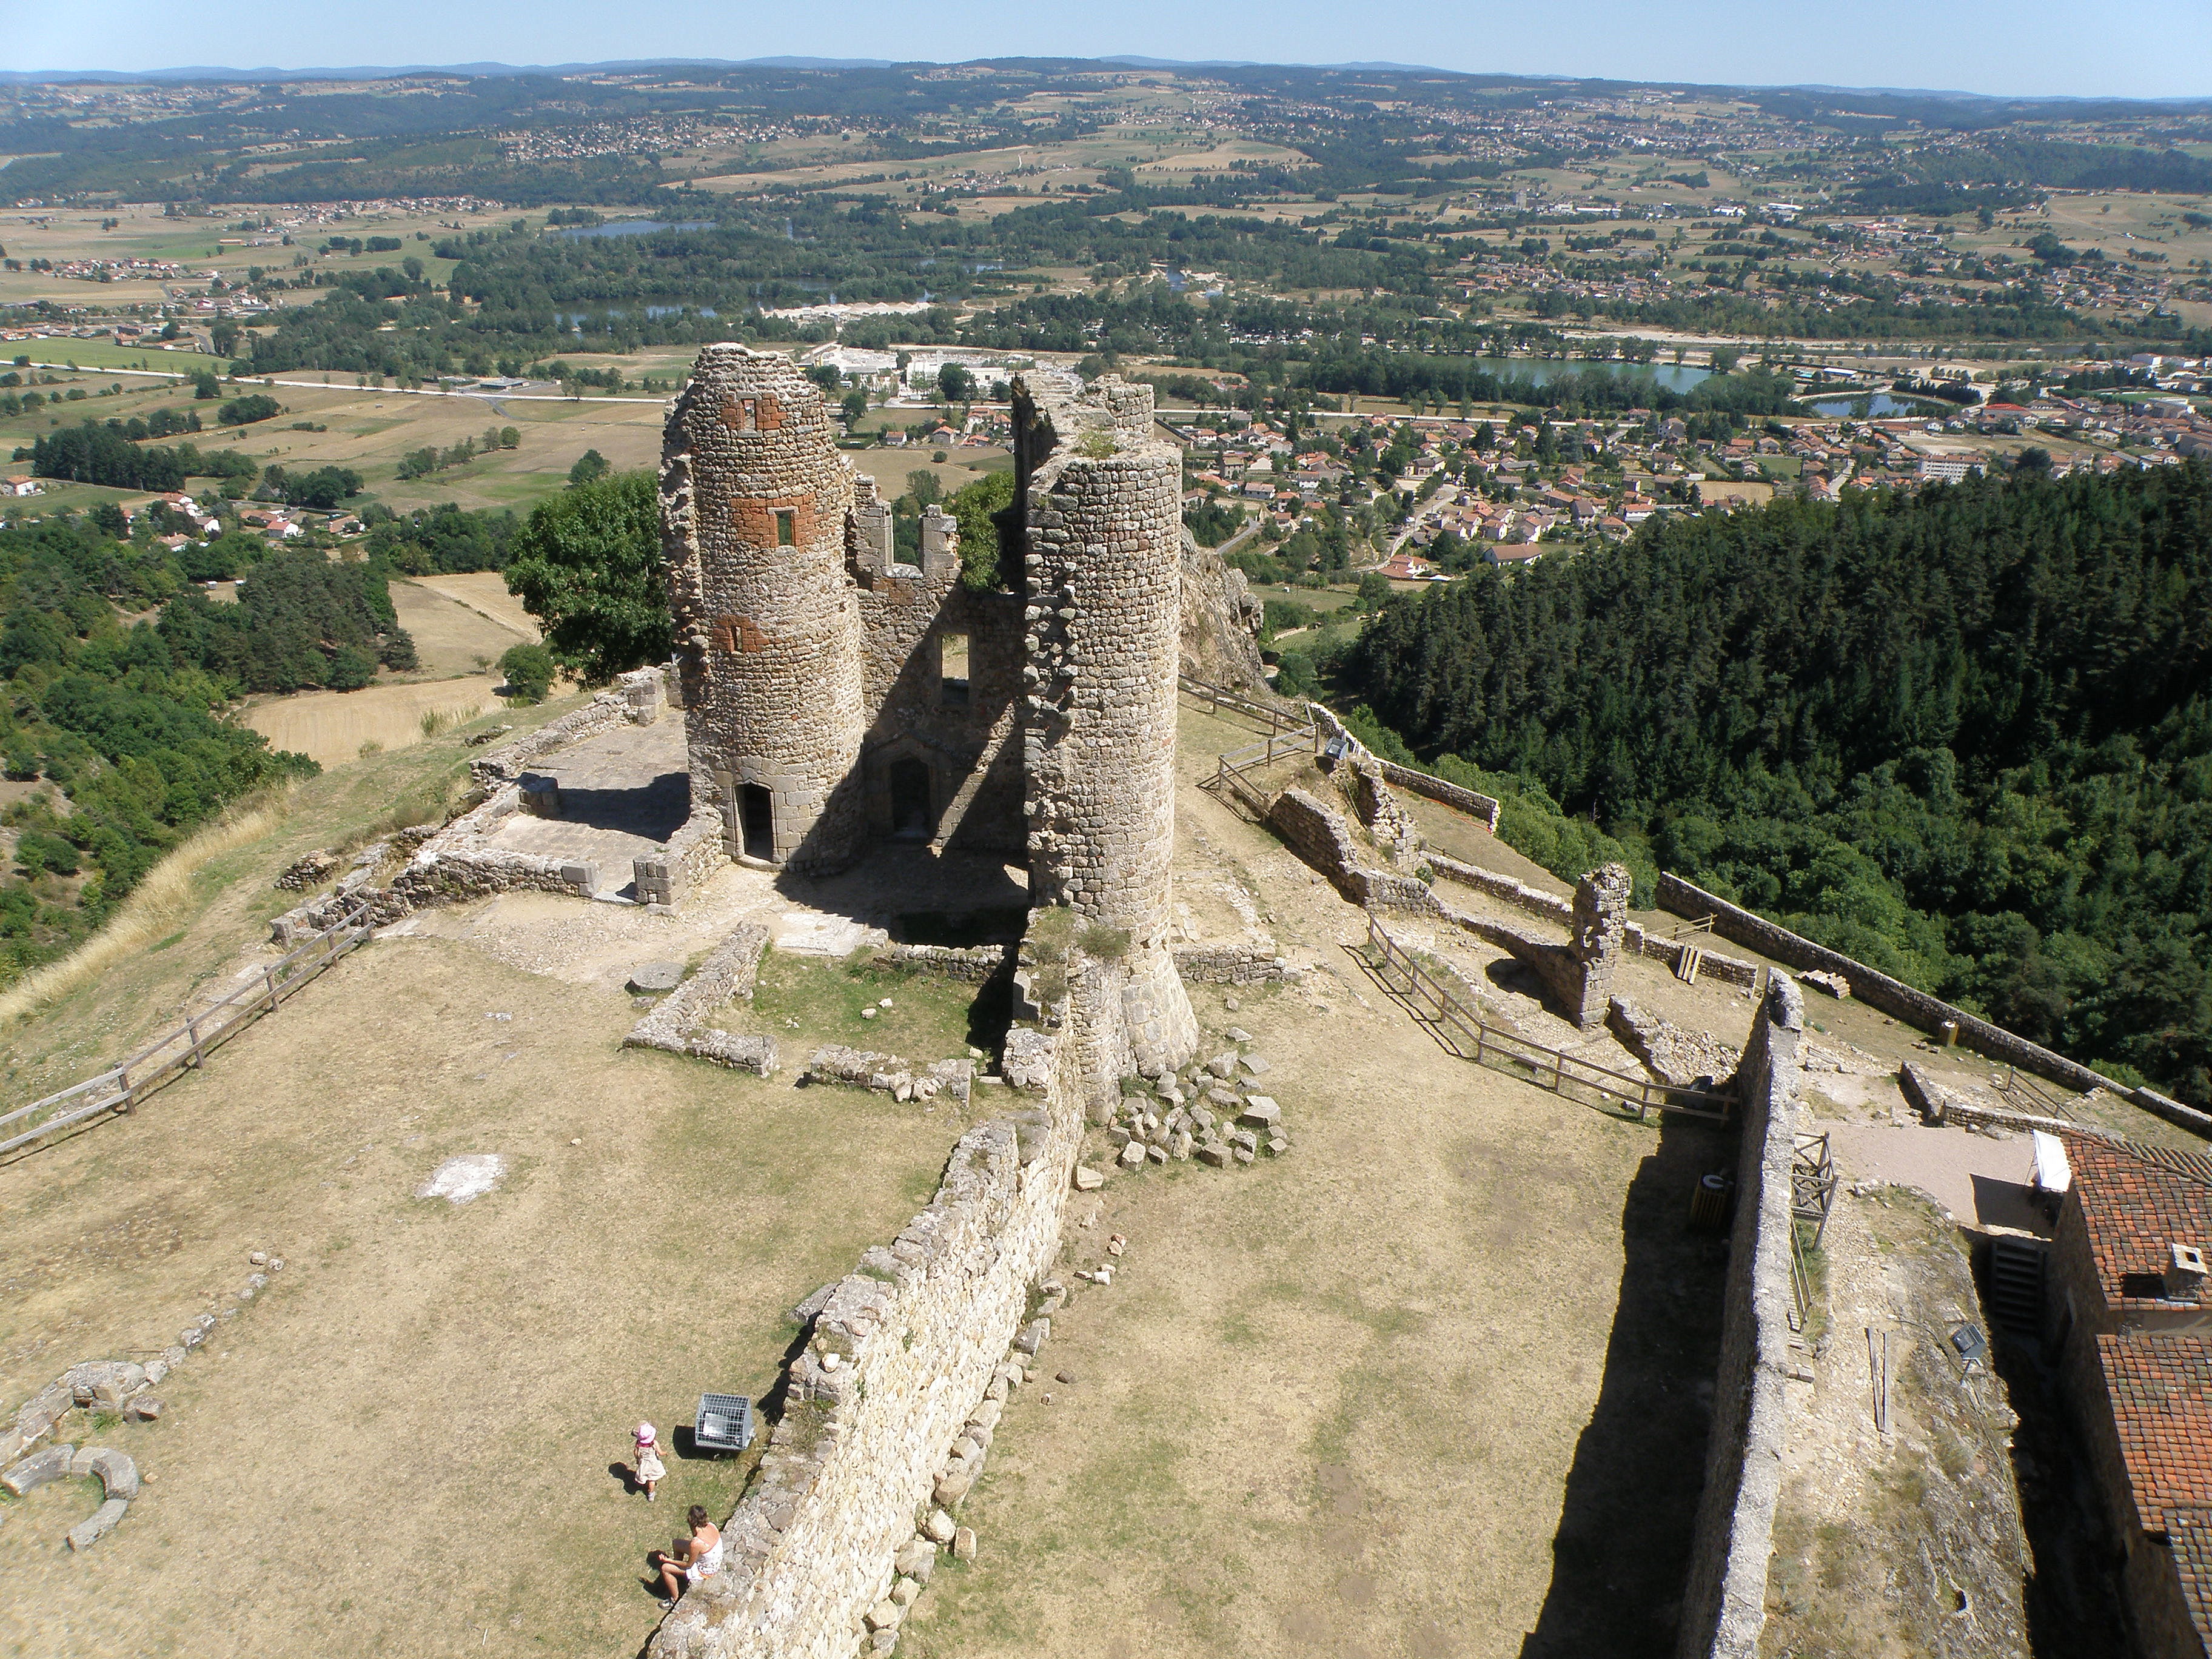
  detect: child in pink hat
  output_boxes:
[633,1423,666,1501]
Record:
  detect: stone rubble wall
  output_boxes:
[871,943,1012,984]
[1171,943,1303,986]
[1303,703,1502,831]
[468,688,636,788]
[1265,787,1435,913]
[390,782,597,905]
[1659,873,2210,1132]
[1677,973,1805,1659]
[1425,854,1575,923]
[646,1010,1085,1659]
[1607,997,1742,1090]
[623,923,778,1076]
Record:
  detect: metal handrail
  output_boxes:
[0,896,377,1157]
[1362,914,1734,1124]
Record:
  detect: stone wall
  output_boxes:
[1426,854,1575,924]
[1265,787,1436,913]
[623,924,778,1076]
[665,346,870,873]
[1677,973,1804,1659]
[1019,378,1196,1082]
[1171,943,1302,985]
[646,1008,1085,1659]
[1303,703,1502,831]
[468,689,636,788]
[1659,873,2211,1131]
[392,783,601,905]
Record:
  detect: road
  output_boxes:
[19,361,654,405]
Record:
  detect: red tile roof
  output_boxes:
[2172,1511,2212,1638]
[2072,1139,2212,1312]
[2102,1335,2212,1535]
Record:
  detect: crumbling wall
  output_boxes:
[623,924,778,1076]
[1265,787,1436,912]
[1677,973,1804,1659]
[1304,703,1502,831]
[646,1013,1085,1659]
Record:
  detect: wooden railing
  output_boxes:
[0,896,378,1158]
[1178,673,1303,737]
[1361,914,1734,1124]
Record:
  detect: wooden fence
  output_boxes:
[1178,674,1303,736]
[1361,914,1734,1124]
[0,896,378,1158]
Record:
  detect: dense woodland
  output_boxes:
[1341,464,2212,1105]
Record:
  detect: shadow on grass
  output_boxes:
[1518,1112,1735,1659]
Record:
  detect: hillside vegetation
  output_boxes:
[1345,464,2212,1104]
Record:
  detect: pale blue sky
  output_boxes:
[5,0,2209,102]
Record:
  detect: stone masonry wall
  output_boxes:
[666,345,869,873]
[1304,703,1502,831]
[646,1013,1085,1659]
[1020,379,1196,1082]
[1677,972,1804,1659]
[1659,873,2212,1131]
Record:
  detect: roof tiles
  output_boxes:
[2071,1139,2212,1312]
[2100,1333,2212,1535]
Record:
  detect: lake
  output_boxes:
[552,220,714,240]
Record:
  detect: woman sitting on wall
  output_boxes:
[652,1506,724,1603]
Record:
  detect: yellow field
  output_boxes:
[242,675,501,768]
[389,577,534,677]
[409,571,541,642]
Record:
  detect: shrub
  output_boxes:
[498,642,556,704]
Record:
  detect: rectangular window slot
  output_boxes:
[774,509,796,546]
[939,631,970,708]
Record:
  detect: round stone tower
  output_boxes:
[662,344,866,873]
[1022,378,1198,1079]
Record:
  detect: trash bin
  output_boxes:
[1689,1171,1733,1233]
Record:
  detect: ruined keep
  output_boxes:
[661,344,1196,1079]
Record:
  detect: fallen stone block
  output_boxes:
[3,1444,74,1497]
[125,1398,163,1424]
[953,1526,977,1562]
[1239,1097,1281,1129]
[1012,1319,1050,1356]
[1118,1141,1145,1168]
[1072,1165,1105,1191]
[86,1448,139,1500]
[1196,1143,1230,1168]
[67,1496,128,1552]
[627,961,685,994]
[894,1538,937,1581]
[925,1508,957,1544]
[1204,1051,1239,1079]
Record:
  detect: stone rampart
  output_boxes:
[1265,788,1435,913]
[871,943,1012,984]
[1676,973,1803,1659]
[1658,873,2210,1131]
[646,1011,1084,1659]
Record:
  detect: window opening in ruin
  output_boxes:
[939,631,970,709]
[888,757,933,840]
[739,784,774,862]
[774,509,796,546]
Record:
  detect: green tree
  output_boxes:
[905,469,942,508]
[937,363,974,404]
[498,642,556,703]
[840,389,870,427]
[1356,571,1392,609]
[502,471,668,686]
[568,449,609,487]
[948,471,1016,592]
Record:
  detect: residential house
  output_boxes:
[2048,1138,2212,1658]
[2,475,41,497]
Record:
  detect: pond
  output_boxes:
[1808,392,1931,419]
[551,220,714,240]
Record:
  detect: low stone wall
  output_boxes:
[1303,704,1502,831]
[468,689,635,788]
[1677,973,1804,1659]
[1171,943,1302,985]
[623,924,778,1076]
[647,1015,1084,1659]
[1658,873,2210,1130]
[1267,787,1435,913]
[1623,922,1763,990]
[1426,854,1574,924]
[871,943,1012,984]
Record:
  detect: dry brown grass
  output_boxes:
[241,677,499,768]
[0,786,300,1027]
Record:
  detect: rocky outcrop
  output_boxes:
[1178,528,1267,693]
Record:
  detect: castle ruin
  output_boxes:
[659,344,1197,1081]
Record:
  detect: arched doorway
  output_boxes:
[888,757,933,840]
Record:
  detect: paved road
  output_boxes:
[20,361,652,405]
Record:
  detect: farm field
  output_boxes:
[241,675,502,768]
